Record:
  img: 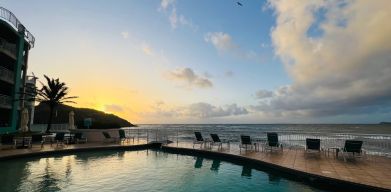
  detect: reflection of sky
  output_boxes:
[1,0,390,124]
[0,150,322,192]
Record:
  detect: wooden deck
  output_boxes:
[167,141,391,190]
[1,140,390,190]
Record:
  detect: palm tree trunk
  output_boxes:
[46,106,54,133]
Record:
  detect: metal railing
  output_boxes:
[122,127,391,157]
[0,7,35,48]
[0,66,14,84]
[0,94,12,108]
[30,124,75,132]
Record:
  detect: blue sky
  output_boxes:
[1,0,390,124]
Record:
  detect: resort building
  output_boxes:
[0,7,35,134]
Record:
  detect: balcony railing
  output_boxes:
[0,7,35,48]
[0,37,17,59]
[0,66,14,84]
[0,94,12,109]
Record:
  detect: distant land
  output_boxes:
[33,103,135,129]
[380,122,391,125]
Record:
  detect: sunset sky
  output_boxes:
[2,0,390,124]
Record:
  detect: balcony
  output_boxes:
[0,66,14,84]
[0,7,35,48]
[0,37,16,59]
[0,94,12,109]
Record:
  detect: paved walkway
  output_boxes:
[1,140,390,190]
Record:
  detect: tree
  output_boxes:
[36,75,77,133]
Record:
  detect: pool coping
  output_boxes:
[0,143,160,160]
[0,143,389,192]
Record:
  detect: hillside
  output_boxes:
[33,103,135,129]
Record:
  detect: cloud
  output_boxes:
[169,8,178,28]
[160,0,175,11]
[159,0,197,31]
[255,90,273,99]
[104,104,124,113]
[253,0,391,118]
[146,102,248,119]
[121,31,129,39]
[183,103,249,118]
[205,32,263,62]
[141,42,154,56]
[166,67,213,88]
[204,32,236,52]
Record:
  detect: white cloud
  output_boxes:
[146,102,248,119]
[166,67,213,88]
[160,0,198,30]
[169,8,178,28]
[254,0,391,118]
[141,42,154,56]
[204,32,236,52]
[120,31,129,39]
[205,32,263,62]
[160,0,175,11]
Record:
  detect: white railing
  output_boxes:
[121,127,391,157]
[0,7,35,47]
[30,124,75,133]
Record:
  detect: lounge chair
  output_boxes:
[340,140,365,162]
[55,132,67,147]
[239,135,254,152]
[193,132,206,148]
[74,132,87,144]
[210,134,222,150]
[265,132,283,152]
[119,129,134,143]
[305,138,321,153]
[31,134,43,148]
[102,132,118,143]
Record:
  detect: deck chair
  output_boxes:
[193,132,206,148]
[55,132,67,147]
[210,134,223,150]
[74,132,87,144]
[305,138,321,153]
[265,132,283,152]
[341,140,364,162]
[119,129,134,143]
[239,135,254,152]
[102,132,118,143]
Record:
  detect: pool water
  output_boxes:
[0,150,326,192]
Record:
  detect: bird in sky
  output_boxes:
[237,2,243,6]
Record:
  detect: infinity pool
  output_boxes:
[0,150,326,192]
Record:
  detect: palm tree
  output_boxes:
[36,75,77,133]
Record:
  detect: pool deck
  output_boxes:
[1,140,390,191]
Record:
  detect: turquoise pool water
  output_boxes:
[0,150,326,192]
